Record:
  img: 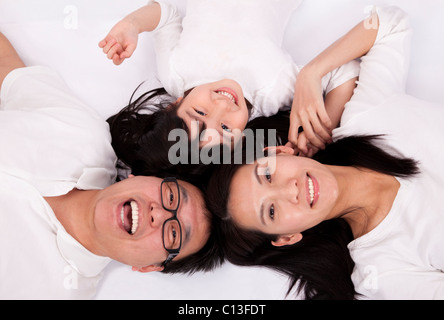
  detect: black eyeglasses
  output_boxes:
[160,177,182,267]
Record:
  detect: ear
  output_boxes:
[132,265,164,273]
[271,233,303,247]
[263,145,296,156]
[175,97,184,104]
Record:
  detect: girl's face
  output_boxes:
[176,79,250,147]
[227,151,340,246]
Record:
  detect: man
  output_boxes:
[0,32,213,299]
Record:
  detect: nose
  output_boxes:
[212,91,239,111]
[149,204,174,228]
[204,98,238,130]
[270,178,299,205]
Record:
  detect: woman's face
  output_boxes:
[176,79,250,147]
[227,152,340,246]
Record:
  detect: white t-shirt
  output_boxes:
[152,0,360,119]
[0,66,117,299]
[333,7,444,299]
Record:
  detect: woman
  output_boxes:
[206,6,444,299]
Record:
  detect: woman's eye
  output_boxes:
[221,123,232,132]
[269,204,275,220]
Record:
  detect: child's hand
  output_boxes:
[289,67,332,153]
[99,19,139,65]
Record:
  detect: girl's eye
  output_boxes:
[269,204,275,220]
[195,109,206,116]
[221,123,232,132]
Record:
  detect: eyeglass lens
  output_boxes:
[161,180,182,251]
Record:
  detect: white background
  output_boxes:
[1,0,443,299]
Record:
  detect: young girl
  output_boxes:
[99,0,359,180]
[206,6,444,299]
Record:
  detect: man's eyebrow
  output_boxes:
[178,184,191,247]
[179,184,188,204]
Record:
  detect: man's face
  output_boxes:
[88,176,210,271]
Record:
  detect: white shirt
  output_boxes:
[333,7,444,299]
[152,0,360,119]
[0,66,117,299]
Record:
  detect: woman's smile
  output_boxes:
[306,173,320,207]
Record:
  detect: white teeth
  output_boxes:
[120,201,139,235]
[308,176,314,205]
[120,206,125,228]
[130,201,139,235]
[216,90,236,104]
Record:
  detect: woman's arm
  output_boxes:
[288,9,379,151]
[0,32,25,90]
[290,6,412,152]
[303,12,379,81]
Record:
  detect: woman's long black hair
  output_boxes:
[205,112,420,300]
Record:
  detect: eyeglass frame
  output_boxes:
[160,177,183,267]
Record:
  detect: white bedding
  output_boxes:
[1,0,443,300]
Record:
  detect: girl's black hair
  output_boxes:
[107,85,255,188]
[205,112,419,300]
[107,86,212,188]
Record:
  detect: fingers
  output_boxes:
[295,134,319,158]
[296,131,309,155]
[99,36,117,53]
[99,37,135,65]
[290,110,333,150]
[107,43,121,60]
[121,43,136,59]
[300,112,330,150]
[317,106,333,132]
[112,54,125,66]
[98,39,107,48]
[288,116,301,147]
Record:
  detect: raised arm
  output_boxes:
[302,11,379,82]
[290,6,412,155]
[289,9,380,152]
[0,32,25,90]
[344,6,412,106]
[99,2,161,65]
